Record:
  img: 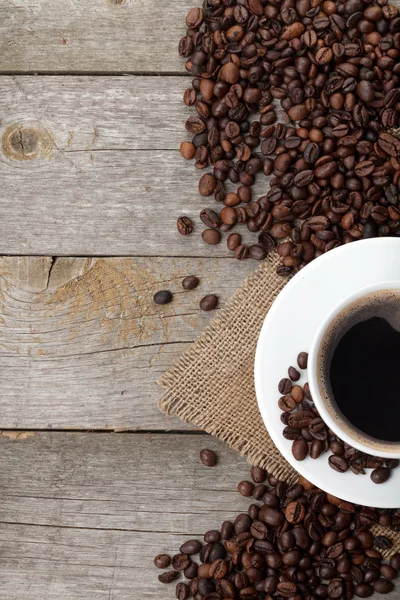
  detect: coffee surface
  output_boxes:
[330,316,400,442]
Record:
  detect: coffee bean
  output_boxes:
[278,395,296,412]
[185,563,198,580]
[329,455,349,473]
[238,481,254,497]
[200,209,221,229]
[380,564,397,580]
[154,554,171,569]
[288,366,300,381]
[172,554,191,571]
[154,290,173,305]
[250,466,267,483]
[374,536,392,550]
[374,579,394,594]
[158,570,179,584]
[227,233,241,250]
[354,583,373,597]
[370,467,391,484]
[200,294,218,311]
[292,438,309,461]
[259,506,284,527]
[286,501,306,523]
[204,530,220,544]
[278,378,292,394]
[202,229,221,245]
[234,244,249,260]
[248,244,266,260]
[200,449,217,467]
[182,276,199,290]
[180,540,202,556]
[176,582,190,599]
[297,352,308,369]
[177,216,194,235]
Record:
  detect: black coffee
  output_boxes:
[320,290,400,444]
[330,316,400,442]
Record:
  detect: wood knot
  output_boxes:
[2,124,54,161]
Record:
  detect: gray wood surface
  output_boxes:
[0,76,266,256]
[0,433,251,600]
[0,256,253,429]
[0,0,197,74]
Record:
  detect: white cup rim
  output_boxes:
[308,280,400,458]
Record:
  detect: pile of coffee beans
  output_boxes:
[155,461,400,598]
[278,352,399,483]
[179,0,400,273]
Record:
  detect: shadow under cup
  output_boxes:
[315,287,400,456]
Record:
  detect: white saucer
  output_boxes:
[255,238,400,508]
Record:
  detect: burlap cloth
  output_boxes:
[158,251,400,553]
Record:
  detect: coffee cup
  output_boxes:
[308,280,400,459]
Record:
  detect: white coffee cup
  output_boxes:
[308,280,400,459]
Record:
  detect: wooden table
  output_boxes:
[0,2,399,599]
[0,2,259,597]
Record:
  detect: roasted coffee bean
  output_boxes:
[297,352,308,369]
[200,295,218,311]
[200,209,221,229]
[329,455,349,473]
[200,449,217,467]
[286,501,306,523]
[292,438,309,461]
[204,530,220,544]
[176,582,190,599]
[172,554,191,571]
[180,540,202,556]
[177,216,194,235]
[238,481,254,497]
[279,378,292,394]
[380,564,397,580]
[158,570,179,584]
[288,366,300,381]
[374,579,394,594]
[154,554,171,569]
[184,562,198,580]
[182,276,200,290]
[370,467,391,484]
[250,466,267,483]
[202,229,221,245]
[154,290,173,305]
[354,583,373,597]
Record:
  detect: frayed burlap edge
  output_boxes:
[158,252,298,482]
[158,251,400,556]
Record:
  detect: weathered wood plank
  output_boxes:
[0,256,254,429]
[0,76,267,256]
[0,432,397,600]
[0,76,189,150]
[0,433,252,600]
[0,0,197,74]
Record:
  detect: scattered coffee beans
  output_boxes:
[179,0,400,273]
[278,352,398,483]
[154,290,173,305]
[200,448,218,467]
[155,462,400,596]
[199,294,218,311]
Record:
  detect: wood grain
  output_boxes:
[0,76,267,256]
[0,256,254,429]
[0,0,198,74]
[0,432,252,600]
